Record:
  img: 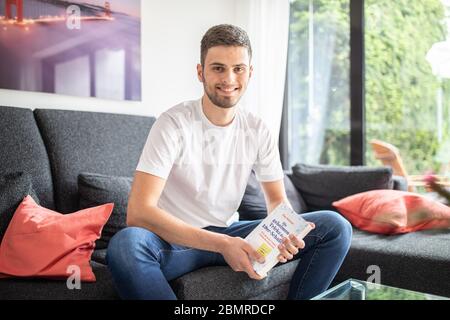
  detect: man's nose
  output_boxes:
[221,69,236,84]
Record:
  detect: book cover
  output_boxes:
[245,202,313,277]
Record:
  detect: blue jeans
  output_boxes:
[106,210,352,300]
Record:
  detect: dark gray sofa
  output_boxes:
[0,105,449,299]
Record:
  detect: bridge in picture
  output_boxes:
[0,0,113,27]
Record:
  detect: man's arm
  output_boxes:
[260,179,290,214]
[127,171,265,279]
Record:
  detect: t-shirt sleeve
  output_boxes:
[252,122,284,182]
[135,113,180,179]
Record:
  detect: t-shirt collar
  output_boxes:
[197,98,238,130]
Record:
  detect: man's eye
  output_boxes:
[234,67,244,73]
[213,67,224,72]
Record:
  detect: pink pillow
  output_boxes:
[332,190,450,234]
[0,195,113,281]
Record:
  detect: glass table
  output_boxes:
[311,279,449,300]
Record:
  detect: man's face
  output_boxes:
[197,45,253,109]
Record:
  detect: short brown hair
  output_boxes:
[200,24,252,67]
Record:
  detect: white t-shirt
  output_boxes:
[136,98,284,228]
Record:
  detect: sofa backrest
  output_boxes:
[0,106,55,209]
[34,109,155,213]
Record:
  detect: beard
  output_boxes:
[202,77,244,109]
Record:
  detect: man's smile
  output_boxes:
[216,85,240,96]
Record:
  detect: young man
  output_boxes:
[107,24,352,300]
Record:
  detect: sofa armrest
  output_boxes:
[392,175,408,191]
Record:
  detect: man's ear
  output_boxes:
[197,64,204,82]
[249,65,254,79]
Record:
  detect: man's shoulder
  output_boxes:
[157,99,199,126]
[238,107,268,131]
[162,99,198,117]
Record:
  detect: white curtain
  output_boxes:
[234,0,291,138]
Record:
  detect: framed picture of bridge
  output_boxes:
[0,0,141,101]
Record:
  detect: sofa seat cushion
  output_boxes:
[334,228,450,298]
[0,261,119,300]
[169,260,299,300]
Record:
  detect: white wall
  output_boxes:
[0,0,238,117]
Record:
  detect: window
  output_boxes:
[285,0,450,179]
[365,0,450,176]
[286,0,350,168]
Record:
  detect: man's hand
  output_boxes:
[219,236,266,280]
[277,222,315,263]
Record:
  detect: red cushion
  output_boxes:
[0,195,113,281]
[332,190,450,234]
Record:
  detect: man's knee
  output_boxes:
[328,211,352,248]
[106,226,159,265]
[314,210,353,247]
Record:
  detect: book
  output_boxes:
[245,202,314,277]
